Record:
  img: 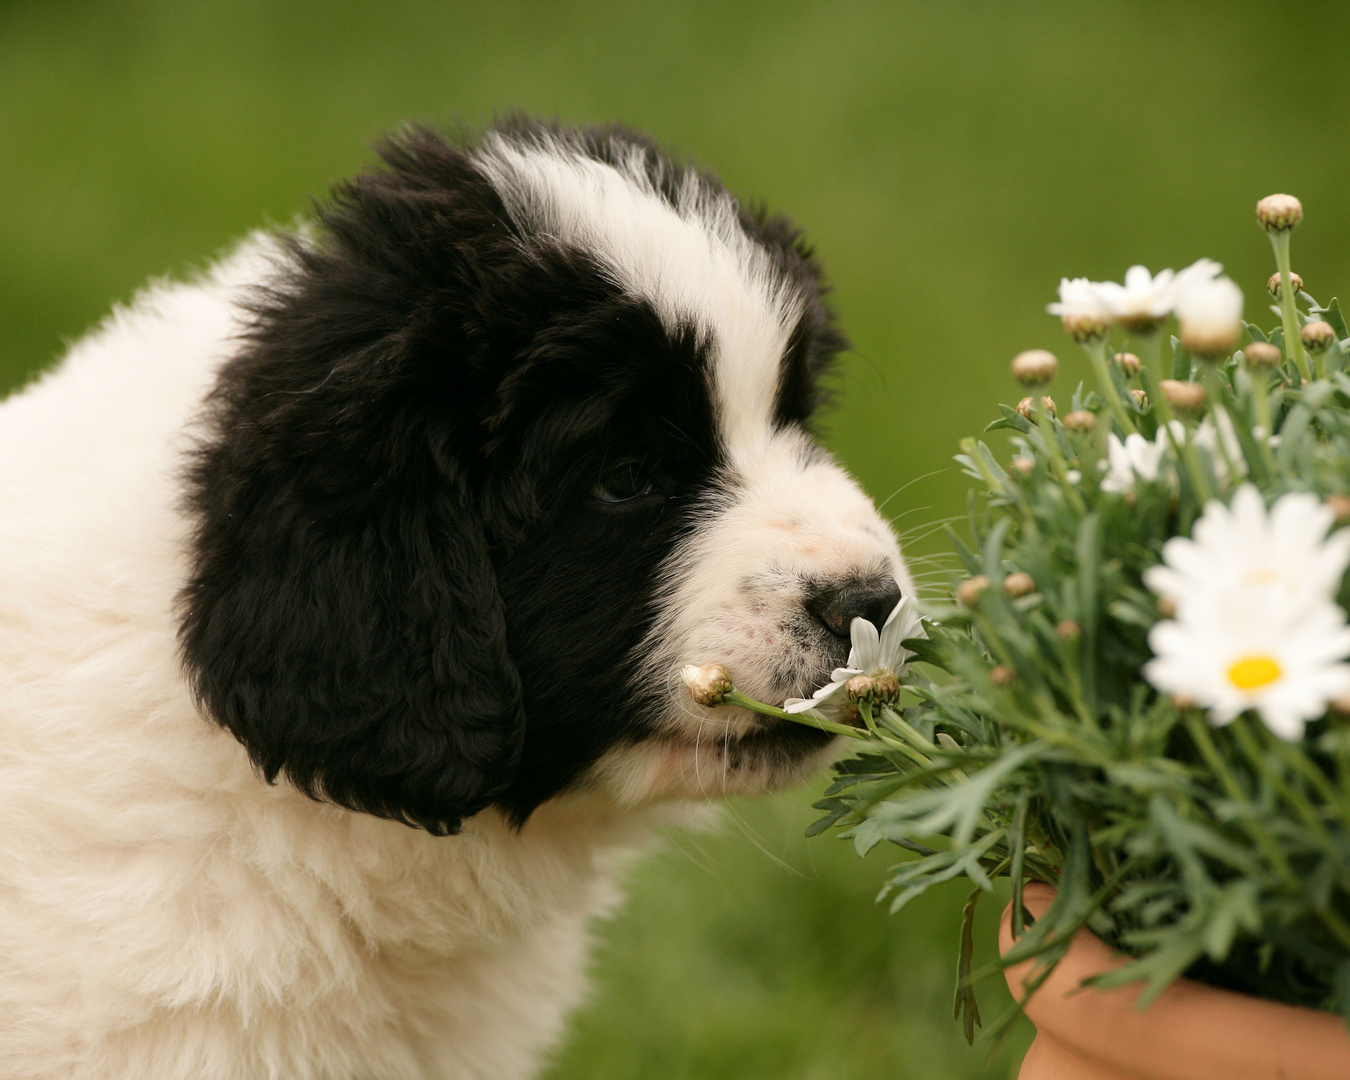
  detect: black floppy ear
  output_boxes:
[180,421,524,834]
[179,131,529,835]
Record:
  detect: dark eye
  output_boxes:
[592,459,657,504]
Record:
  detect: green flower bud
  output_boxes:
[957,575,991,607]
[1011,349,1058,386]
[1062,410,1096,433]
[1301,320,1336,353]
[1256,193,1303,232]
[681,663,732,707]
[1003,571,1035,599]
[1242,341,1282,369]
[1267,270,1303,298]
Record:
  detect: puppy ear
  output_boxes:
[180,423,524,834]
[179,132,529,834]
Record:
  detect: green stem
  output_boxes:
[1141,330,1165,389]
[1084,339,1136,433]
[1245,361,1275,463]
[1231,718,1334,847]
[1270,231,1310,382]
[725,689,868,741]
[1184,712,1297,885]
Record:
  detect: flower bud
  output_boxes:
[1325,494,1350,525]
[1011,349,1058,386]
[990,665,1017,688]
[1256,193,1303,232]
[845,674,878,702]
[1129,388,1148,409]
[1301,320,1336,353]
[1062,410,1096,433]
[1003,571,1035,599]
[1060,313,1111,343]
[1113,351,1142,377]
[1159,379,1207,413]
[1055,619,1082,641]
[1008,456,1035,477]
[1242,341,1282,369]
[956,575,991,607]
[681,663,732,707]
[1016,395,1056,420]
[1266,270,1303,298]
[873,671,902,703]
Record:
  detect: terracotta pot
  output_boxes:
[1000,883,1350,1080]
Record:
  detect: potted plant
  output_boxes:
[685,194,1350,1076]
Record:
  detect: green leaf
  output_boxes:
[985,404,1033,434]
[1170,335,1190,380]
[954,888,984,1045]
[1326,298,1349,342]
[806,801,853,836]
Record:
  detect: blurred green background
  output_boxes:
[5,1,1349,1076]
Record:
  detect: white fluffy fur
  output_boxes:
[0,240,700,1079]
[0,147,905,1077]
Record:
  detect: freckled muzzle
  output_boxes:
[644,439,910,738]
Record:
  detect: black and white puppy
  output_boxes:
[0,119,909,1080]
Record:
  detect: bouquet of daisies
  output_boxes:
[686,193,1350,1040]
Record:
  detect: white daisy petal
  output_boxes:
[847,616,881,673]
[1143,489,1350,739]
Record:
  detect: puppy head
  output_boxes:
[180,119,908,834]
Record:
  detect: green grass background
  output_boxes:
[5,2,1350,1076]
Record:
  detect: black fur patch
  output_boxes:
[179,119,844,832]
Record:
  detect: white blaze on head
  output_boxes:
[473,130,801,458]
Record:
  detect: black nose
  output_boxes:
[804,578,903,641]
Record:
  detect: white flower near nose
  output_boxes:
[784,596,925,718]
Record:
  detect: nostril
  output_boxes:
[804,578,903,640]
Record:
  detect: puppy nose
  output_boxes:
[804,578,903,641]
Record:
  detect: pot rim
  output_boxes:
[1000,883,1350,1080]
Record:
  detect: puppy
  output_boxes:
[0,118,909,1080]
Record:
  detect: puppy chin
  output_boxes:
[588,720,845,805]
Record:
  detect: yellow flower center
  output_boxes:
[1243,567,1280,586]
[1226,654,1282,692]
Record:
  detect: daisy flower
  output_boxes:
[1167,257,1225,300]
[785,596,925,719]
[1047,277,1112,341]
[1143,591,1350,740]
[1091,265,1178,333]
[1174,273,1244,358]
[1143,485,1350,620]
[1100,423,1181,494]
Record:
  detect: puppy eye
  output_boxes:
[592,460,656,504]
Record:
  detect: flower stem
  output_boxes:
[1140,373,1214,505]
[1084,339,1136,433]
[1270,231,1311,382]
[1184,712,1297,885]
[725,689,867,740]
